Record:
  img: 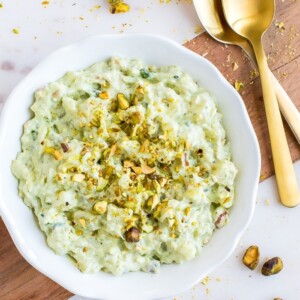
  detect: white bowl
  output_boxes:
[0,34,260,300]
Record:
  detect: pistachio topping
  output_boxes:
[117,93,129,110]
[124,227,140,242]
[93,201,108,214]
[44,147,63,160]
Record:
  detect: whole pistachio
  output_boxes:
[261,257,283,276]
[242,245,260,270]
[124,227,140,242]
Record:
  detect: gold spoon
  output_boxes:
[221,0,299,207]
[193,0,300,144]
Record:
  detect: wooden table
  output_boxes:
[1,0,299,298]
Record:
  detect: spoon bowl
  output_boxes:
[193,0,300,145]
[222,1,274,40]
[193,0,249,52]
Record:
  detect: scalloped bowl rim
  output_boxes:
[0,34,260,300]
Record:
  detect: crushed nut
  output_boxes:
[117,93,129,110]
[44,147,63,160]
[141,162,156,174]
[60,143,69,153]
[93,200,108,214]
[78,218,86,227]
[124,160,135,168]
[147,194,159,210]
[131,111,142,124]
[234,80,244,91]
[139,139,149,153]
[214,210,228,229]
[72,173,85,182]
[184,207,191,216]
[261,257,283,276]
[132,166,143,174]
[99,91,109,99]
[109,1,130,14]
[242,245,260,270]
[103,166,114,179]
[124,227,140,242]
[152,180,160,193]
[159,178,167,187]
[141,224,153,233]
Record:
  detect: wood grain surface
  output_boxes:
[1,0,300,299]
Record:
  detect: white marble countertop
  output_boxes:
[0,0,200,110]
[1,1,300,299]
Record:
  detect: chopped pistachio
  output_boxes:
[78,218,86,227]
[142,224,153,233]
[124,160,135,168]
[75,229,83,236]
[135,85,144,95]
[124,227,140,242]
[44,147,63,160]
[147,194,159,210]
[136,182,144,193]
[132,166,143,174]
[109,2,130,14]
[141,162,156,174]
[60,143,69,153]
[131,111,142,124]
[101,79,110,88]
[184,207,191,216]
[72,173,85,182]
[168,218,175,227]
[99,91,109,99]
[153,180,160,193]
[109,144,117,157]
[93,200,108,214]
[234,80,244,91]
[103,166,114,179]
[117,93,130,110]
[159,178,167,188]
[139,139,149,153]
[12,28,19,34]
[275,21,285,29]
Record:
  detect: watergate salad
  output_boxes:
[11,57,237,275]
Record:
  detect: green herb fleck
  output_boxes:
[31,130,38,141]
[140,68,150,79]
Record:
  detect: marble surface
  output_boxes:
[0,0,200,111]
[2,1,300,299]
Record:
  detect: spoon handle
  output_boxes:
[272,73,300,144]
[252,38,299,207]
[241,41,300,144]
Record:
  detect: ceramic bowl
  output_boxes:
[0,34,260,300]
